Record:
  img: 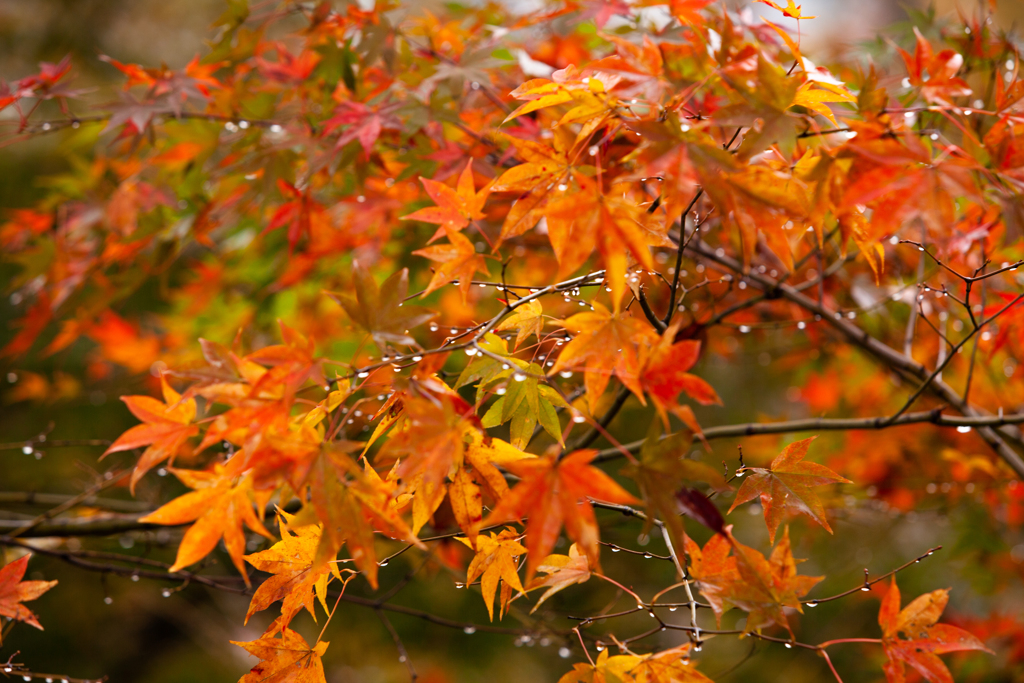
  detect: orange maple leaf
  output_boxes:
[756,0,816,20]
[456,527,526,621]
[549,302,658,413]
[103,375,200,493]
[0,554,58,631]
[879,579,993,683]
[139,465,274,584]
[640,327,722,427]
[728,436,851,544]
[232,620,329,683]
[412,229,490,301]
[543,176,671,309]
[686,527,821,635]
[243,511,340,628]
[401,160,490,239]
[482,449,639,581]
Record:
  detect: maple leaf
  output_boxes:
[412,229,490,301]
[689,137,810,270]
[550,302,658,413]
[559,644,712,683]
[685,526,820,634]
[243,511,340,627]
[291,446,422,589]
[0,554,57,631]
[729,528,822,635]
[139,465,274,584]
[559,649,642,683]
[482,449,639,580]
[490,130,577,243]
[728,436,851,544]
[376,392,481,494]
[245,321,328,398]
[323,100,401,156]
[326,262,436,350]
[494,299,545,349]
[543,175,670,309]
[456,528,526,621]
[791,79,856,127]
[231,620,329,683]
[505,67,621,134]
[640,327,721,428]
[879,579,993,683]
[103,375,200,493]
[626,426,728,562]
[401,161,491,239]
[898,28,972,107]
[459,334,566,448]
[266,180,331,251]
[756,0,816,20]
[528,543,591,612]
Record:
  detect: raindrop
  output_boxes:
[22,445,33,455]
[162,589,172,597]
[559,647,572,658]
[611,547,621,552]
[860,586,870,592]
[463,626,477,634]
[643,552,653,559]
[412,355,423,362]
[738,325,751,334]
[379,559,389,567]
[131,573,140,582]
[559,371,573,378]
[797,321,806,330]
[784,642,793,649]
[595,642,605,652]
[429,323,439,331]
[104,596,113,605]
[956,425,972,433]
[806,601,817,607]
[669,606,678,612]
[588,145,599,156]
[513,372,527,382]
[357,371,370,378]
[465,347,478,356]
[693,642,703,652]
[450,328,459,334]
[270,124,283,133]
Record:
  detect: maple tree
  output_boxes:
[4,1,1024,682]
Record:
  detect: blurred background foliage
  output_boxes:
[2,1,1024,682]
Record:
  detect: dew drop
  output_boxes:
[379,559,389,567]
[693,642,703,652]
[738,325,751,334]
[559,371,573,378]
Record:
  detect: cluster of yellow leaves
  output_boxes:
[559,645,713,683]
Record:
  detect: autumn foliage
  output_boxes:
[4,1,1024,682]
